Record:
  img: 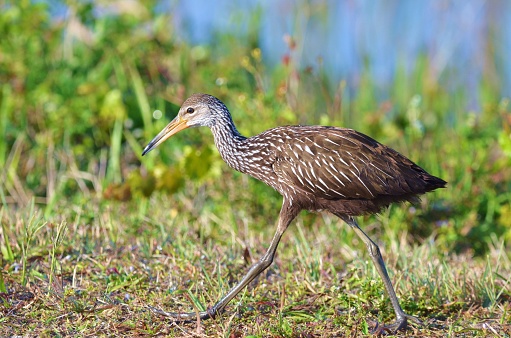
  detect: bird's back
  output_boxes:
[245,125,445,215]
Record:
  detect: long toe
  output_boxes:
[371,314,423,335]
[148,305,215,322]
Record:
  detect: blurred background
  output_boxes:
[1,0,510,255]
[170,0,511,112]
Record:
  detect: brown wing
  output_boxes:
[271,126,431,200]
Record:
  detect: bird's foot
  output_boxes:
[370,313,423,335]
[148,305,219,323]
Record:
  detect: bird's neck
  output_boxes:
[210,114,248,172]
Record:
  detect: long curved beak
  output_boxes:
[142,116,188,155]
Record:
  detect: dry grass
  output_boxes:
[1,192,510,337]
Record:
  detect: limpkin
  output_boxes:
[142,93,446,333]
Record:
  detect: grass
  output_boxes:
[1,1,511,336]
[0,194,510,336]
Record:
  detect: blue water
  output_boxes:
[168,0,511,110]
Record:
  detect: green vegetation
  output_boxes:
[1,2,510,336]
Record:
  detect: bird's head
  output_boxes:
[142,93,225,155]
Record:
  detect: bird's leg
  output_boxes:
[150,200,299,322]
[338,215,422,334]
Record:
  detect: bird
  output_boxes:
[142,93,446,333]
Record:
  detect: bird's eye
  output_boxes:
[186,107,195,114]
